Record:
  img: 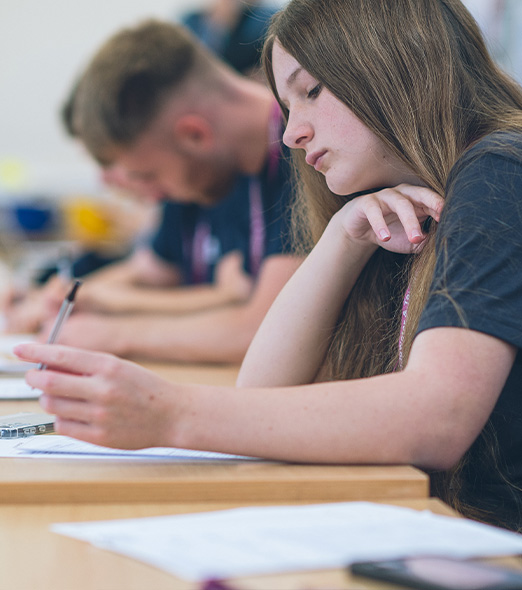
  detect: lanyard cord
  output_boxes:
[190,101,283,283]
[248,100,283,277]
[394,285,411,371]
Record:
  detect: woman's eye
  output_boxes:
[307,83,322,99]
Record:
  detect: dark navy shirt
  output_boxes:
[151,141,292,284]
[182,4,278,74]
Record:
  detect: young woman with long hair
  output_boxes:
[15,0,522,530]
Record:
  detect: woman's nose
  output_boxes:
[282,113,313,149]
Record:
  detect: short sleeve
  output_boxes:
[418,136,522,349]
[150,201,202,283]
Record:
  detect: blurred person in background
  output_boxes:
[181,0,279,78]
[4,20,299,364]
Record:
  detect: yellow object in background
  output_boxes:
[0,158,27,190]
[63,197,113,243]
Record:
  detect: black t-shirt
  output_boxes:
[418,131,522,530]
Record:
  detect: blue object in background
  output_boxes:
[11,200,58,234]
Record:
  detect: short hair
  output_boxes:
[70,20,224,165]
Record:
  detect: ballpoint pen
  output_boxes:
[38,279,82,370]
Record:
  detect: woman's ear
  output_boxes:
[174,114,215,154]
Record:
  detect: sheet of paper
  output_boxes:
[0,434,258,461]
[0,334,37,372]
[51,502,522,581]
[0,377,41,399]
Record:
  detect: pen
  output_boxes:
[38,279,82,370]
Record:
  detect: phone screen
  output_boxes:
[351,556,522,590]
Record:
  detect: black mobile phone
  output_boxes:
[0,412,55,438]
[350,556,522,590]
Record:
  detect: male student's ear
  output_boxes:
[174,114,215,154]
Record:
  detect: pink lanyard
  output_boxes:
[248,100,283,276]
[248,178,265,277]
[190,220,212,284]
[395,285,411,371]
[192,101,282,282]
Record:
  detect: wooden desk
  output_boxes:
[0,498,477,590]
[141,360,241,386]
[0,362,429,503]
[0,456,428,504]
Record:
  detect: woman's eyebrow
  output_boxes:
[286,66,304,88]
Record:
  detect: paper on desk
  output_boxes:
[0,334,37,372]
[51,502,522,581]
[0,377,41,399]
[0,434,258,461]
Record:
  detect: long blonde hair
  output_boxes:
[263,0,522,523]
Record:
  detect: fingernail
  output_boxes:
[379,230,390,240]
[411,229,422,239]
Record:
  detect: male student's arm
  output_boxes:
[74,251,255,315]
[3,247,182,333]
[46,254,301,363]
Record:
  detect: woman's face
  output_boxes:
[271,41,418,195]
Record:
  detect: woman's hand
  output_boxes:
[14,343,183,449]
[336,184,444,254]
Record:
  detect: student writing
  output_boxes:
[6,21,299,364]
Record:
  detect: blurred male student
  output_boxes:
[5,20,299,364]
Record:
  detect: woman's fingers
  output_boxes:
[39,390,90,420]
[14,342,116,376]
[14,341,177,451]
[363,196,392,241]
[360,185,443,244]
[384,192,426,243]
[338,184,443,254]
[393,184,444,221]
[358,191,422,243]
[53,416,107,447]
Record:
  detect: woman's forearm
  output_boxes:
[237,219,376,387]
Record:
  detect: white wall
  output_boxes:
[463,0,522,84]
[0,0,212,197]
[1,0,519,199]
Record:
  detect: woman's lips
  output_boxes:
[306,150,327,171]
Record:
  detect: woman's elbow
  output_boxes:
[408,429,473,471]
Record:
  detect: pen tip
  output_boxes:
[67,280,82,301]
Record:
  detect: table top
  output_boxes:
[0,362,428,503]
[0,454,429,504]
[1,363,514,590]
[0,497,475,590]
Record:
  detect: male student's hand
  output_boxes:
[215,251,253,303]
[4,276,66,334]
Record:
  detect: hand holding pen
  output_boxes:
[38,280,82,370]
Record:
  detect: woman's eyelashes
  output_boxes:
[307,83,323,99]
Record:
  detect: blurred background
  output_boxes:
[0,0,520,295]
[0,0,286,293]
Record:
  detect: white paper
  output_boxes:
[0,334,37,372]
[0,377,41,399]
[50,502,522,581]
[0,434,258,461]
